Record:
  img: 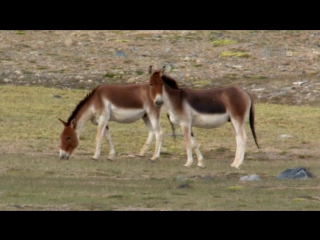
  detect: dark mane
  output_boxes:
[162,74,180,90]
[67,86,99,125]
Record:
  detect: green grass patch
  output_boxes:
[16,30,26,35]
[1,86,320,210]
[103,72,116,78]
[250,75,268,79]
[135,70,144,75]
[220,51,250,58]
[212,39,237,46]
[192,80,211,86]
[114,39,130,43]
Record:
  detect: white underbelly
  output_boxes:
[110,107,145,123]
[192,112,229,128]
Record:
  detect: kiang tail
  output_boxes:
[249,98,259,149]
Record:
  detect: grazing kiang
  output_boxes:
[58,82,165,161]
[148,66,259,169]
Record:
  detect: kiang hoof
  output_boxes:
[197,164,205,168]
[92,158,98,161]
[230,164,240,169]
[107,157,114,161]
[149,157,159,162]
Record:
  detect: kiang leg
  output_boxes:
[181,123,193,167]
[92,115,109,160]
[139,115,155,157]
[148,114,163,161]
[104,125,115,160]
[230,118,247,169]
[190,131,204,168]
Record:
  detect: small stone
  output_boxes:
[293,81,307,86]
[127,78,136,83]
[278,134,294,139]
[64,38,74,47]
[115,50,126,58]
[240,174,261,181]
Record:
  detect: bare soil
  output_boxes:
[1,30,320,106]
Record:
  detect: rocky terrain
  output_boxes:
[1,30,320,106]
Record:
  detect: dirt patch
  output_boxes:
[1,30,320,106]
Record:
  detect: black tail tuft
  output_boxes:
[249,99,259,149]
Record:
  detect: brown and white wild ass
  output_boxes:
[58,82,165,161]
[148,66,259,169]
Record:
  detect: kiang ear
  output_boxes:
[58,118,67,127]
[70,118,76,128]
[70,118,76,129]
[161,65,166,75]
[148,65,153,75]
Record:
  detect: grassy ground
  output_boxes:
[1,85,320,210]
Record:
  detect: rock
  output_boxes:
[252,88,265,92]
[293,81,307,86]
[115,50,126,58]
[240,174,261,181]
[277,167,316,179]
[176,182,190,188]
[164,64,173,71]
[286,51,292,57]
[64,38,74,47]
[127,77,136,83]
[278,134,294,138]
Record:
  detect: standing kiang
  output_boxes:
[148,65,259,169]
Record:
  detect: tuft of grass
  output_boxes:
[192,80,211,86]
[279,151,287,155]
[212,39,237,46]
[16,30,26,35]
[135,70,144,75]
[114,39,130,43]
[103,72,116,78]
[220,51,250,58]
[250,75,268,79]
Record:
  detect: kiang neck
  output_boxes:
[163,84,182,109]
[73,108,93,137]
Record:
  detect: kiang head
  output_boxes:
[58,118,79,160]
[148,65,165,108]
